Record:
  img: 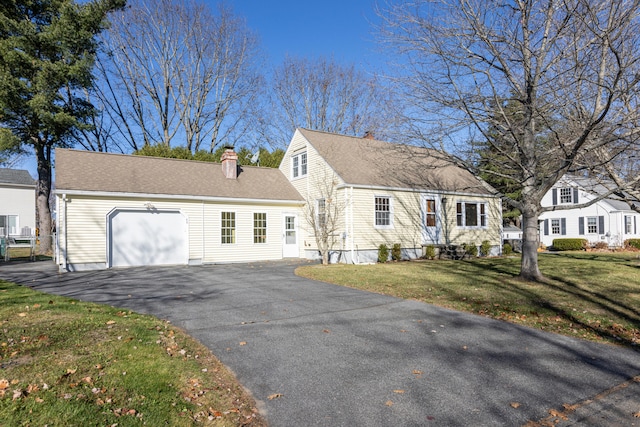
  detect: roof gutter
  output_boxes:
[54,189,305,206]
[335,183,497,198]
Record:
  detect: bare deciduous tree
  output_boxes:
[378,0,640,280]
[91,0,263,153]
[303,172,345,265]
[263,56,401,148]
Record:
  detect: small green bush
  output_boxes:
[463,243,478,257]
[378,244,389,263]
[625,239,640,250]
[480,240,492,257]
[391,243,402,261]
[503,243,512,255]
[552,238,587,251]
[424,245,436,259]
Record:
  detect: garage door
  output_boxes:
[108,209,188,268]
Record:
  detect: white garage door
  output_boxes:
[108,209,188,268]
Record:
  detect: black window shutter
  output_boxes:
[579,217,584,235]
[544,219,549,235]
[561,218,566,235]
[598,216,605,234]
[573,188,579,204]
[635,216,637,234]
[552,189,557,205]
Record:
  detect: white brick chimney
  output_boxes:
[221,147,238,179]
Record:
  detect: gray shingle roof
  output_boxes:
[55,149,304,202]
[567,175,638,210]
[0,168,36,186]
[299,129,495,195]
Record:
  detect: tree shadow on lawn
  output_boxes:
[443,257,640,349]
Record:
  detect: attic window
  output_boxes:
[559,188,573,203]
[292,152,307,179]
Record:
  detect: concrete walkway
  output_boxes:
[1,260,639,426]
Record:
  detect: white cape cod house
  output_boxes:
[55,129,502,271]
[281,129,502,263]
[539,175,640,248]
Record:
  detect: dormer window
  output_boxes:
[559,188,573,204]
[552,187,579,205]
[292,152,307,179]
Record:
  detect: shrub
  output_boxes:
[625,239,640,250]
[591,241,609,250]
[552,238,587,251]
[503,243,512,255]
[463,243,478,257]
[391,243,402,261]
[378,244,389,263]
[480,240,492,257]
[424,245,436,260]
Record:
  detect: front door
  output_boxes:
[282,214,299,258]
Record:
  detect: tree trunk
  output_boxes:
[35,143,53,255]
[519,211,543,281]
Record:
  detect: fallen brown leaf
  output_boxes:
[633,411,640,418]
[385,400,394,406]
[267,393,283,400]
[510,402,521,408]
[0,379,9,390]
[106,320,116,325]
[393,389,405,394]
[239,341,247,346]
[548,409,568,420]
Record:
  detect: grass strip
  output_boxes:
[296,252,640,348]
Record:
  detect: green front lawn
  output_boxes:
[0,280,266,426]
[296,252,640,347]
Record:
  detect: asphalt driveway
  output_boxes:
[2,260,639,426]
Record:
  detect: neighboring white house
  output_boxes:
[280,129,503,263]
[0,168,36,237]
[539,175,640,248]
[54,148,304,271]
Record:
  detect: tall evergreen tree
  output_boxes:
[0,0,125,252]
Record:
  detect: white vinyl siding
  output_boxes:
[57,195,300,269]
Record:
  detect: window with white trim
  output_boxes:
[374,196,392,228]
[316,198,326,229]
[221,212,236,244]
[587,216,598,234]
[0,215,18,236]
[291,152,307,178]
[551,219,561,235]
[253,212,267,244]
[559,188,573,204]
[456,202,487,227]
[625,215,633,234]
[425,199,436,227]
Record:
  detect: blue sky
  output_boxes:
[221,0,383,70]
[16,0,384,177]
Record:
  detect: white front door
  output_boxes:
[282,214,299,258]
[422,195,441,244]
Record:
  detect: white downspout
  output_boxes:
[61,194,68,271]
[350,186,357,264]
